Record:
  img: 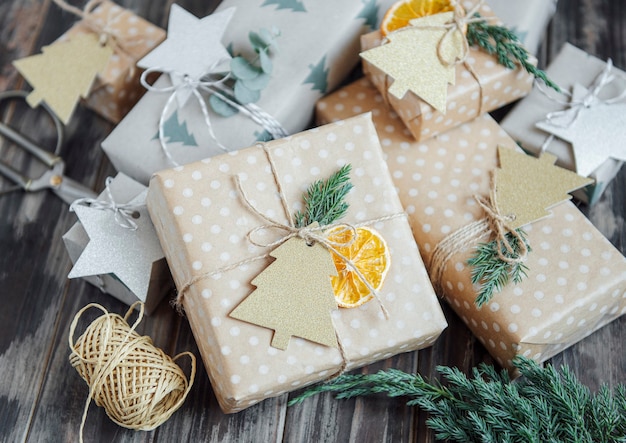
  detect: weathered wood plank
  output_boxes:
[0,0,624,442]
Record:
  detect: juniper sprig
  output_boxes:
[289,357,626,443]
[294,164,353,228]
[467,228,531,308]
[467,17,561,93]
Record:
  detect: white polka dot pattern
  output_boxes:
[59,1,166,123]
[360,1,534,142]
[316,78,626,371]
[147,113,448,412]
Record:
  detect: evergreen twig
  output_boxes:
[467,229,531,308]
[467,16,561,93]
[289,357,626,442]
[294,164,353,228]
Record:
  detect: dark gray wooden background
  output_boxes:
[0,0,624,441]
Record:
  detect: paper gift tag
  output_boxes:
[13,33,113,124]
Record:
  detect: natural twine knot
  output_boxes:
[473,180,528,264]
[69,303,195,442]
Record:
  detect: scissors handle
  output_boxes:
[0,121,61,168]
[0,159,29,188]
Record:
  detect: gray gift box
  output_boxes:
[62,173,173,313]
[501,43,625,205]
[489,0,558,55]
[102,0,395,185]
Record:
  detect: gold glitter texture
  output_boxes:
[495,146,593,230]
[230,235,339,351]
[360,11,463,113]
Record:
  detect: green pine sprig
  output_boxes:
[289,357,626,443]
[467,16,561,93]
[209,27,281,117]
[294,164,353,228]
[467,228,531,308]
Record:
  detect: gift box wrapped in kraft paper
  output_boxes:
[63,173,173,314]
[501,43,626,205]
[360,0,535,142]
[488,0,558,55]
[317,78,626,370]
[146,113,447,412]
[56,0,165,123]
[102,0,396,185]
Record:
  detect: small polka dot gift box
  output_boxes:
[317,78,626,370]
[146,113,448,413]
[501,43,626,205]
[58,1,165,123]
[360,0,535,142]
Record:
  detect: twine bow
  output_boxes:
[70,177,142,230]
[538,59,626,144]
[234,173,391,319]
[140,65,288,167]
[53,0,143,78]
[429,172,527,294]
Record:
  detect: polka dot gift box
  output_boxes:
[360,0,535,142]
[58,1,165,123]
[146,113,448,413]
[317,78,626,370]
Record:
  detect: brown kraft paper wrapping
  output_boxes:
[317,78,626,370]
[146,113,448,412]
[360,0,534,142]
[58,1,165,123]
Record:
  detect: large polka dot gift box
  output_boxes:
[58,1,165,123]
[146,114,448,413]
[360,0,535,142]
[317,78,626,370]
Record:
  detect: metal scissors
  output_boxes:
[0,90,97,205]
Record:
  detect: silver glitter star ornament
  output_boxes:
[536,83,626,177]
[68,190,165,299]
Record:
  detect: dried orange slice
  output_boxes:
[326,226,391,308]
[380,0,455,36]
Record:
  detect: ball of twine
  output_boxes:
[69,302,195,442]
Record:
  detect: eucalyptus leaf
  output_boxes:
[209,94,239,117]
[249,31,269,53]
[260,28,278,50]
[231,57,260,80]
[241,72,270,91]
[259,49,272,74]
[234,80,261,104]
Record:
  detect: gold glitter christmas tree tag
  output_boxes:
[13,33,113,124]
[494,146,593,230]
[360,11,464,113]
[230,223,339,351]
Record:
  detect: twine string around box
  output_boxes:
[429,172,528,295]
[69,302,196,443]
[536,59,626,154]
[382,0,492,117]
[52,0,144,78]
[69,176,143,230]
[140,66,288,167]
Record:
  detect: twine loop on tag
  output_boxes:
[141,65,288,167]
[537,59,626,152]
[69,302,195,443]
[53,0,144,77]
[429,172,527,294]
[70,177,142,230]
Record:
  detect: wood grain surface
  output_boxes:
[0,1,624,442]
